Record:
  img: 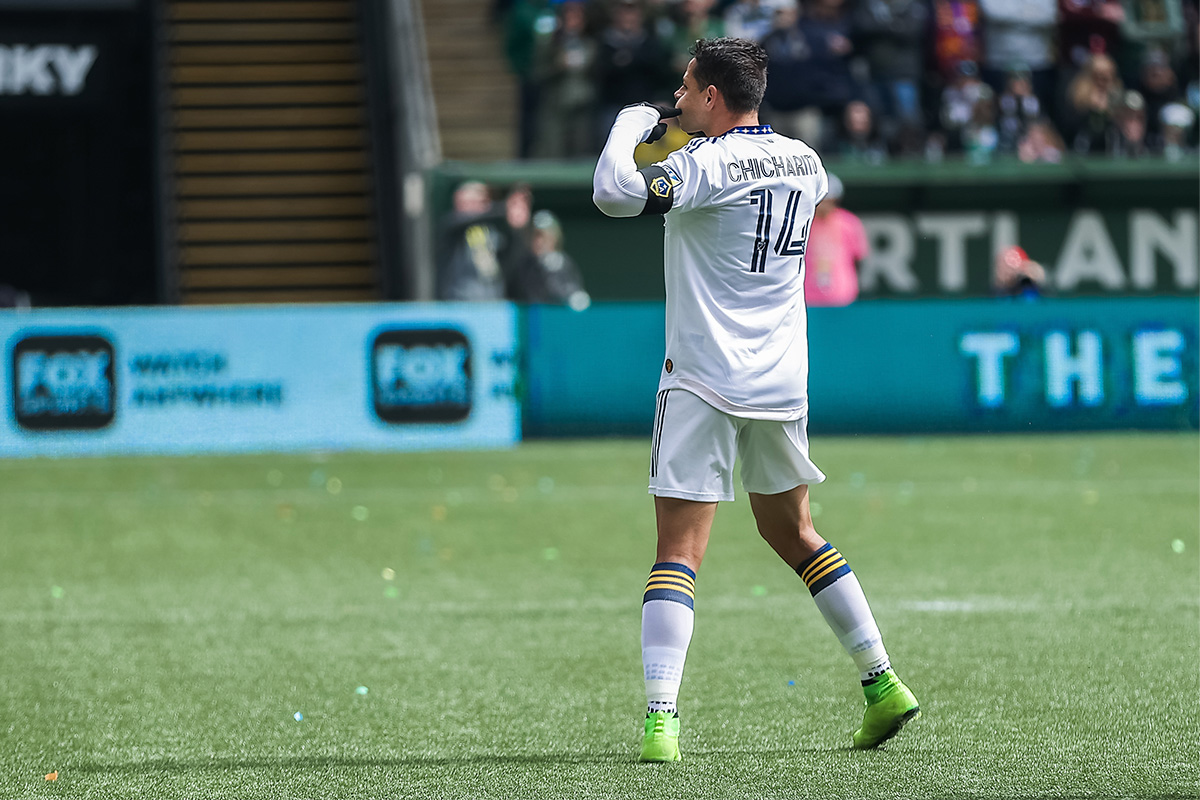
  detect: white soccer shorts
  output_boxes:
[648,389,826,502]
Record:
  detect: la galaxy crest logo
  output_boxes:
[649,165,684,198]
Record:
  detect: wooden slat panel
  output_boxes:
[175,105,363,129]
[175,128,365,151]
[437,104,516,125]
[170,2,354,22]
[178,195,371,219]
[177,150,367,174]
[172,42,358,64]
[182,287,377,304]
[420,3,488,21]
[181,265,374,288]
[180,218,370,242]
[172,62,360,84]
[176,173,369,196]
[174,85,361,106]
[181,242,372,265]
[426,40,508,60]
[170,22,356,42]
[442,129,515,154]
[165,3,380,299]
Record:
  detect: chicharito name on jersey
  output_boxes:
[699,124,822,184]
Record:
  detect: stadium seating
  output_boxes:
[418,0,517,161]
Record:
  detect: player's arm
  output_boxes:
[815,165,830,207]
[592,104,679,218]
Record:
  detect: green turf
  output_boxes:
[1,433,1196,800]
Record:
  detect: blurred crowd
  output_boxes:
[437,180,593,307]
[495,0,1200,163]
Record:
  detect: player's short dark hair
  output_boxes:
[690,37,768,114]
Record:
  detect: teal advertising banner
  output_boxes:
[0,303,520,457]
[1,298,1191,455]
[523,298,1199,435]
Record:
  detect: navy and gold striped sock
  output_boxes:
[642,561,696,716]
[795,542,853,595]
[795,543,892,683]
[644,561,696,608]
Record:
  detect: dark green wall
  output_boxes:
[429,157,1200,300]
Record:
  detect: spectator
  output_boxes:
[927,0,982,157]
[795,0,860,148]
[535,0,599,158]
[501,0,1193,163]
[1160,101,1197,160]
[977,0,1059,117]
[1065,51,1123,153]
[838,99,888,162]
[666,0,725,76]
[930,0,983,82]
[508,210,592,309]
[996,67,1043,153]
[1109,89,1150,157]
[803,173,868,307]
[760,1,821,141]
[644,0,681,33]
[939,59,989,151]
[1059,0,1126,74]
[851,0,929,145]
[1136,47,1184,151]
[962,84,1000,163]
[506,0,555,159]
[724,0,780,42]
[992,244,1046,299]
[1017,116,1067,161]
[594,0,673,141]
[437,182,531,301]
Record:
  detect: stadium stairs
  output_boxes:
[418,0,518,161]
[163,0,381,303]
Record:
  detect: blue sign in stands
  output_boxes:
[0,303,520,457]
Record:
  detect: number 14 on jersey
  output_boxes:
[747,188,810,273]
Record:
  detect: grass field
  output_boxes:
[1,433,1197,800]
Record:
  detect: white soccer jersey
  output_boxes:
[652,125,828,420]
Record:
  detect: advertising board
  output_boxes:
[0,303,520,456]
[523,299,1199,435]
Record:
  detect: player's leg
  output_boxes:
[748,485,895,681]
[644,495,714,723]
[740,418,919,748]
[653,495,714,569]
[639,496,714,762]
[639,390,736,762]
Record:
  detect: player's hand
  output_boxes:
[620,103,682,145]
[643,103,682,144]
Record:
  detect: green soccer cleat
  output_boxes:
[852,670,920,749]
[639,711,682,762]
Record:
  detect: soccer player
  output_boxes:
[592,37,920,762]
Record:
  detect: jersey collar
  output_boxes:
[723,124,774,137]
